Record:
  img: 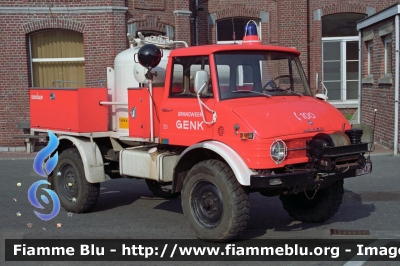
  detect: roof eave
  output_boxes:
[357,3,400,30]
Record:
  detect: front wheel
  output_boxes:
[52,148,100,213]
[181,160,250,241]
[279,179,344,222]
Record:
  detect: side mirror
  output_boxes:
[194,70,208,95]
[315,93,328,101]
[315,81,329,101]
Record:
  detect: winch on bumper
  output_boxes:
[250,130,372,191]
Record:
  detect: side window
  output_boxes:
[171,64,183,93]
[169,56,213,98]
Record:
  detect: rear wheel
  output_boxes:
[53,148,100,213]
[181,160,250,241]
[279,179,344,222]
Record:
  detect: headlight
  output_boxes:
[270,139,287,164]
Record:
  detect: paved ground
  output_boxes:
[0,146,398,265]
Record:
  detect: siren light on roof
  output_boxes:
[242,20,261,44]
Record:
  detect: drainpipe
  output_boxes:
[196,0,199,45]
[358,31,362,124]
[192,0,199,45]
[394,15,399,155]
[306,0,310,86]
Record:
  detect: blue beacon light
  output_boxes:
[243,21,261,44]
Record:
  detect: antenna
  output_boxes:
[232,17,236,44]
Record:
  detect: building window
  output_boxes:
[30,30,85,88]
[165,25,174,39]
[367,41,373,76]
[216,17,260,44]
[384,35,392,76]
[135,30,164,38]
[362,41,373,84]
[322,38,359,102]
[127,23,174,39]
[322,13,366,37]
[321,13,365,106]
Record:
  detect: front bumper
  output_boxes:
[250,168,356,190]
[250,142,370,190]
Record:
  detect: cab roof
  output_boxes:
[169,44,301,57]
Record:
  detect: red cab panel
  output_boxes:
[30,88,108,132]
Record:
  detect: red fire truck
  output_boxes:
[29,22,372,241]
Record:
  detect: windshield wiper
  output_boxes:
[231,90,271,97]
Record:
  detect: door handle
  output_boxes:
[161,108,173,112]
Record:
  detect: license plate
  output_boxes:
[356,161,372,176]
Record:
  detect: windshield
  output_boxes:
[214,51,312,100]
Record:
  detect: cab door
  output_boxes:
[160,56,215,146]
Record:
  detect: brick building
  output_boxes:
[0,0,398,152]
[357,3,399,155]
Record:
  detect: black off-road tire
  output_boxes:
[53,148,100,213]
[145,179,180,198]
[279,179,344,222]
[181,160,250,241]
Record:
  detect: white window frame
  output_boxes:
[322,36,359,108]
[384,35,392,76]
[31,58,85,63]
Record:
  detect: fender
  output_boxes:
[58,135,106,183]
[178,141,254,186]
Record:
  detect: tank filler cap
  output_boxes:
[137,44,162,69]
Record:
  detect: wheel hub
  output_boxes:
[65,172,77,191]
[191,179,223,229]
[202,194,218,214]
[58,164,79,201]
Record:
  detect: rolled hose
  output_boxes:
[329,132,351,147]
